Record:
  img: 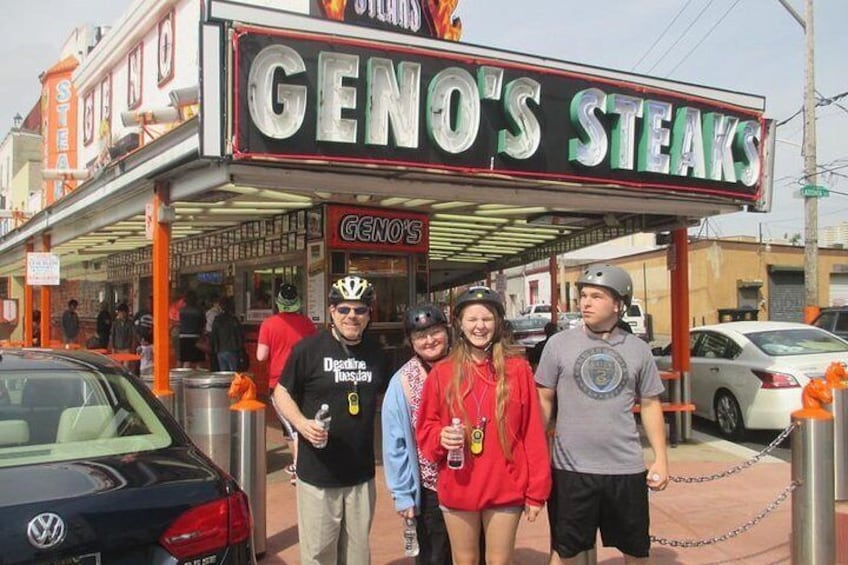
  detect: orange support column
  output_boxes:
[669,228,691,441]
[670,229,690,374]
[152,182,173,403]
[549,255,558,322]
[23,241,34,347]
[40,234,52,348]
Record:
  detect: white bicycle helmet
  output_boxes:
[328,275,375,305]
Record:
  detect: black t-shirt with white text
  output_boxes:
[280,329,389,487]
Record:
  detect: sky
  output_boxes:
[1,0,846,241]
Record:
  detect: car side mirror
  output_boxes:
[651,346,665,356]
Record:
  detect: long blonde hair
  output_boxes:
[444,303,519,459]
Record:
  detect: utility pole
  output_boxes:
[802,0,818,322]
[778,0,818,322]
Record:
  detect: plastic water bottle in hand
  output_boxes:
[403,517,419,557]
[314,403,331,449]
[447,417,464,470]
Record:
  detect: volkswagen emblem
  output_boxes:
[27,512,66,549]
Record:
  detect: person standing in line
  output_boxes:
[134,295,153,342]
[110,303,135,371]
[257,283,316,485]
[416,287,551,565]
[205,294,224,371]
[273,276,389,565]
[210,297,244,371]
[535,264,668,565]
[95,302,112,349]
[61,299,80,346]
[178,291,205,369]
[137,333,154,375]
[382,303,453,564]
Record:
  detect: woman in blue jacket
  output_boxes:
[382,303,452,564]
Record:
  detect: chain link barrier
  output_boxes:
[651,481,798,548]
[651,421,798,548]
[669,421,797,484]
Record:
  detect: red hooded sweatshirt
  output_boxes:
[416,355,551,511]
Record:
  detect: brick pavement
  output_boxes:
[257,416,822,564]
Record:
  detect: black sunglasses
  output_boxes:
[335,305,369,316]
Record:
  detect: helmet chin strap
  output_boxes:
[461,332,495,353]
[331,325,362,348]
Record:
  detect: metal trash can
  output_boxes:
[140,368,189,427]
[183,371,236,473]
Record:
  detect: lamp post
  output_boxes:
[778,0,819,321]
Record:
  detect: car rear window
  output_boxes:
[0,370,172,468]
[747,328,848,356]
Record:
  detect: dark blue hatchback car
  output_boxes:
[0,349,255,565]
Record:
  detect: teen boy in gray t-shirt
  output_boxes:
[536,263,669,563]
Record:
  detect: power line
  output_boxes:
[631,0,695,71]
[646,0,716,74]
[777,89,848,126]
[665,0,742,77]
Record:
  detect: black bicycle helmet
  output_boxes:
[404,303,448,336]
[576,263,633,308]
[328,275,375,306]
[276,284,301,313]
[453,286,505,318]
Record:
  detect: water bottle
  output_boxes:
[446,417,464,470]
[403,517,419,557]
[314,403,331,449]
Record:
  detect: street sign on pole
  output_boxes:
[800,184,829,198]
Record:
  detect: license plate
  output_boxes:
[43,553,101,565]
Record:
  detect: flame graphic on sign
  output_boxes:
[321,0,348,21]
[427,0,462,41]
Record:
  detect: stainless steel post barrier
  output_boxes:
[825,362,848,501]
[229,374,267,557]
[183,371,235,473]
[791,382,835,565]
[141,368,189,426]
[142,368,192,426]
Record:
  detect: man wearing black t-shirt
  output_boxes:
[274,276,388,565]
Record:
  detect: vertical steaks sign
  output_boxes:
[328,205,429,253]
[234,29,766,201]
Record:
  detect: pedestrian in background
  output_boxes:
[536,264,668,564]
[273,276,389,565]
[178,291,205,369]
[258,283,316,485]
[205,294,223,371]
[382,303,453,564]
[61,299,80,346]
[210,297,243,371]
[109,303,134,354]
[416,287,551,565]
[95,302,112,349]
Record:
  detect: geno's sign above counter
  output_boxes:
[233,28,767,201]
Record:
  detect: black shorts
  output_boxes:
[547,469,650,559]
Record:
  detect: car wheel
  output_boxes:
[714,391,745,440]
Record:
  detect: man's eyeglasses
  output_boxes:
[335,305,370,316]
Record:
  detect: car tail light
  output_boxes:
[752,369,800,389]
[160,492,252,559]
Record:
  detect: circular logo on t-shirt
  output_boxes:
[573,346,628,399]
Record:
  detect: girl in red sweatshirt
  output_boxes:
[416,287,551,565]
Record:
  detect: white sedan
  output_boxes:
[654,321,848,439]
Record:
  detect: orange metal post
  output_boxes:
[670,229,690,373]
[549,255,558,322]
[40,234,51,348]
[152,182,173,400]
[23,241,33,347]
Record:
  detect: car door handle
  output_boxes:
[709,367,720,373]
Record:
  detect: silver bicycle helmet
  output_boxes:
[576,264,633,308]
[328,275,375,305]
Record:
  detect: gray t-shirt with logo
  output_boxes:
[535,327,664,474]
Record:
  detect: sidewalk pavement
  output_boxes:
[259,414,840,564]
